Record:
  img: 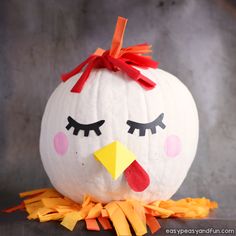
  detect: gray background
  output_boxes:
[0,0,236,234]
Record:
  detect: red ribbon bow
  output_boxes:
[61,17,159,93]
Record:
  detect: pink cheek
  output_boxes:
[164,135,181,158]
[53,132,68,156]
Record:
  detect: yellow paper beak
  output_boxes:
[93,141,136,180]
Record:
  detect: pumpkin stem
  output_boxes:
[109,16,128,58]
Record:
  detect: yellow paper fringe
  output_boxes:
[4,188,218,235]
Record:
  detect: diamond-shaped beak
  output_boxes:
[93,141,136,180]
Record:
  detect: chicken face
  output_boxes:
[40,68,198,203]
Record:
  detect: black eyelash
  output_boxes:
[66,116,105,137]
[127,113,166,136]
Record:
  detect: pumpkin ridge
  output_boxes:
[125,74,130,195]
[45,83,67,195]
[143,82,151,200]
[148,69,169,198]
[158,70,176,197]
[95,69,108,198]
[62,80,78,197]
[71,74,84,200]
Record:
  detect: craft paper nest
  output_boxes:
[3,188,217,236]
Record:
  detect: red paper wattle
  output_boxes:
[124,160,150,192]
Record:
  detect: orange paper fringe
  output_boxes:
[3,188,218,235]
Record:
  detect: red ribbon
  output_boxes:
[61,17,159,93]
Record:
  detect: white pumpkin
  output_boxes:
[40,67,199,203]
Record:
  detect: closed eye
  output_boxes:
[127,113,166,136]
[66,116,105,137]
